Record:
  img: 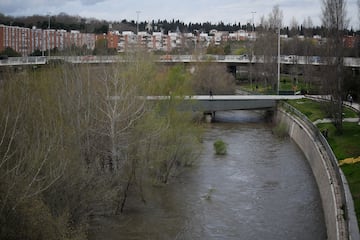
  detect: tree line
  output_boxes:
[0,12,357,36]
[0,50,235,239]
[244,1,358,133]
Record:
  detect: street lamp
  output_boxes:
[48,12,51,59]
[249,11,256,90]
[251,11,256,32]
[277,27,280,95]
[136,11,141,35]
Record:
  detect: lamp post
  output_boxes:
[136,11,141,35]
[42,30,44,56]
[277,27,280,95]
[250,11,256,90]
[251,11,256,32]
[48,13,51,59]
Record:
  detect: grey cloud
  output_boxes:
[80,0,107,6]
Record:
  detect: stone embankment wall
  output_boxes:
[275,105,354,240]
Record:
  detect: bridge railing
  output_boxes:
[157,55,360,67]
[1,55,360,67]
[0,56,46,65]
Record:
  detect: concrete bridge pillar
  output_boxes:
[204,111,215,123]
[227,65,237,78]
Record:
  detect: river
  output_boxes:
[89,110,326,240]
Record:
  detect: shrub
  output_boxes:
[214,139,227,155]
[272,122,288,138]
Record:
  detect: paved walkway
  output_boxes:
[313,118,360,125]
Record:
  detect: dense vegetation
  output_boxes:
[0,49,238,239]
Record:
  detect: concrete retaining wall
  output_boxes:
[276,107,348,240]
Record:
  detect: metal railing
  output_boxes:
[1,55,360,67]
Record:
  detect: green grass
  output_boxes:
[318,122,360,160]
[238,74,319,93]
[340,162,360,225]
[343,108,360,118]
[287,99,329,121]
[286,99,359,122]
[240,83,275,94]
[279,75,309,91]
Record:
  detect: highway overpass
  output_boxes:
[1,55,360,67]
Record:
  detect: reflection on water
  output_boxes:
[89,110,326,240]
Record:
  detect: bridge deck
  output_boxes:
[185,95,305,100]
[1,55,360,67]
[146,95,305,112]
[146,95,304,100]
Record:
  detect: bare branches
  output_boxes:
[0,49,203,237]
[358,0,360,25]
[252,5,284,90]
[268,4,283,30]
[322,0,348,31]
[321,0,348,132]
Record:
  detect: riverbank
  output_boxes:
[275,106,347,240]
[286,98,360,232]
[277,100,360,240]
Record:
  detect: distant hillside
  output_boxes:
[0,12,251,33]
[0,12,357,37]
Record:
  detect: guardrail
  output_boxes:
[1,55,360,67]
[0,56,47,65]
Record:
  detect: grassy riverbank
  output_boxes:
[238,74,318,94]
[318,122,360,225]
[286,98,360,227]
[287,98,358,121]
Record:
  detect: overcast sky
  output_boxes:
[1,0,358,29]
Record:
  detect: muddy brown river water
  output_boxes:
[89,110,326,240]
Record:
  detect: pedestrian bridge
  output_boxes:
[143,95,305,117]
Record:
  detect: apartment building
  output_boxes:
[0,25,32,55]
[0,24,96,56]
[1,23,263,56]
[111,30,211,53]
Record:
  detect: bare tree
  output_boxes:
[190,62,235,95]
[321,0,348,132]
[290,17,299,37]
[358,0,360,28]
[289,17,300,85]
[301,17,317,92]
[254,5,283,92]
[88,52,152,214]
[268,5,283,30]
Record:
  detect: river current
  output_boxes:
[90,110,326,239]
